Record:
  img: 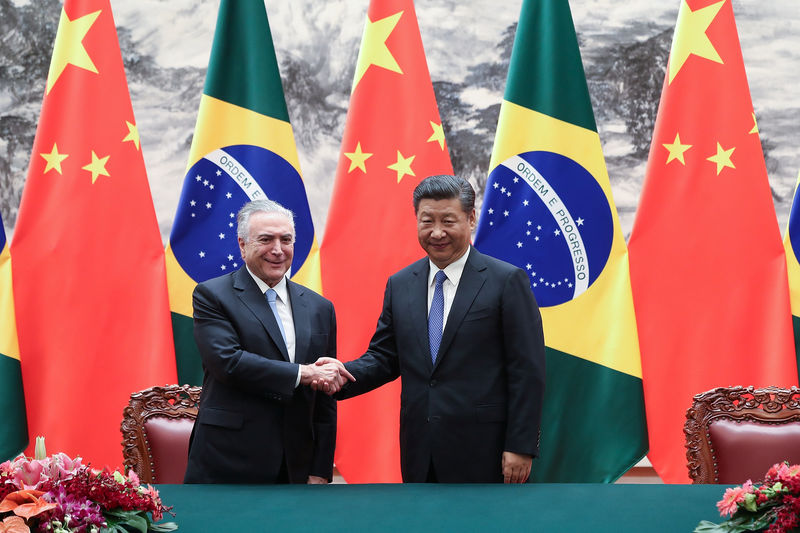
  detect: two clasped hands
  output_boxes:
[299,357,354,394]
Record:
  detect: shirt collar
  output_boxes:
[245,266,289,303]
[428,246,470,287]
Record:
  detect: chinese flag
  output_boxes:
[320,0,453,482]
[11,0,176,468]
[628,0,798,483]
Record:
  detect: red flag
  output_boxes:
[10,0,176,468]
[320,0,453,482]
[628,0,798,483]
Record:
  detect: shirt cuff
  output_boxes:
[295,365,302,388]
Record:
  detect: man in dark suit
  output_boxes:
[184,199,351,484]
[318,174,546,483]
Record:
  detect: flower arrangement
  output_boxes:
[0,438,176,533]
[695,462,800,533]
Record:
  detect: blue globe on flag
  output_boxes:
[170,144,314,283]
[474,151,614,307]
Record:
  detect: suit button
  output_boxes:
[430,380,437,387]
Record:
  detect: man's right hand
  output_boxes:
[301,358,355,394]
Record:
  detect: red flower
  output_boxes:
[0,490,57,519]
[0,516,29,533]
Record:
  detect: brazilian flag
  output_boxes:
[0,214,28,460]
[473,0,648,482]
[166,0,321,385]
[783,170,800,379]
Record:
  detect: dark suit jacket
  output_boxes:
[184,267,336,483]
[338,247,545,483]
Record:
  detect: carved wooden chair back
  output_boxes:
[120,384,201,484]
[684,386,800,484]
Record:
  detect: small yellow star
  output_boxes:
[82,150,110,183]
[427,121,446,150]
[749,112,759,135]
[706,142,735,175]
[46,8,101,94]
[387,150,415,183]
[40,143,69,175]
[353,11,404,89]
[122,121,140,150]
[344,142,373,174]
[668,0,724,84]
[663,133,692,165]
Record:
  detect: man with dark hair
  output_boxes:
[185,198,351,484]
[318,174,546,483]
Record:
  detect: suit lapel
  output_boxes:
[287,280,311,364]
[433,248,487,372]
[408,258,433,369]
[233,268,290,361]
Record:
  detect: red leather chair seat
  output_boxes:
[121,385,201,484]
[709,419,800,484]
[684,386,800,483]
[143,417,196,484]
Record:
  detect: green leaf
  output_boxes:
[126,513,150,533]
[694,520,728,532]
[102,509,151,533]
[149,521,179,532]
[743,493,757,513]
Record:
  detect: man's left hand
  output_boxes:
[502,451,532,483]
[307,475,328,484]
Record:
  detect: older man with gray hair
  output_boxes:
[184,198,352,484]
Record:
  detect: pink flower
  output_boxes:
[127,470,140,486]
[717,480,754,517]
[775,463,800,483]
[11,461,44,490]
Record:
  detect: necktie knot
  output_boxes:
[434,269,447,287]
[266,288,277,304]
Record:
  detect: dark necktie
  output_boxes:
[428,270,447,364]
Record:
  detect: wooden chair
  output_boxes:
[120,384,202,484]
[684,386,800,484]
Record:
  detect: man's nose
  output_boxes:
[431,224,446,238]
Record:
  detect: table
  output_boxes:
[156,483,725,532]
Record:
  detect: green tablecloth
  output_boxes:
[156,483,725,532]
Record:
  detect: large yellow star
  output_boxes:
[46,8,101,94]
[387,151,415,183]
[663,132,692,165]
[427,121,446,150]
[353,11,403,89]
[122,121,140,150]
[344,142,373,174]
[82,151,110,183]
[668,0,724,84]
[706,142,735,175]
[40,143,69,175]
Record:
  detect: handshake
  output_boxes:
[299,357,355,395]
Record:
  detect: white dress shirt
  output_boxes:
[245,267,300,386]
[427,247,470,334]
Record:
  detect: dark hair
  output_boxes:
[412,175,475,213]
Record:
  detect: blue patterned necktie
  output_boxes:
[428,270,447,364]
[266,288,287,343]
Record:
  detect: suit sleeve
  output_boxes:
[502,268,547,456]
[193,282,299,399]
[310,302,337,480]
[336,277,401,399]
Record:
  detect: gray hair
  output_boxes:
[412,175,475,213]
[236,199,295,242]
